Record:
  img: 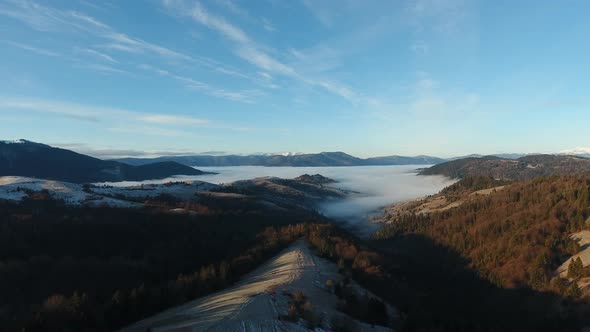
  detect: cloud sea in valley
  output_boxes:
[100,165,454,236]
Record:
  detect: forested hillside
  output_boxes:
[420,155,590,180]
[0,140,206,183]
[3,190,582,331]
[375,176,590,292]
[0,195,325,331]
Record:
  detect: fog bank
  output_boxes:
[200,165,455,236]
[100,165,454,236]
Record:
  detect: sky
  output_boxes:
[0,0,589,158]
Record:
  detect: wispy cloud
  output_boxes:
[0,98,101,122]
[316,80,359,103]
[75,63,131,75]
[178,1,291,76]
[1,40,130,76]
[162,0,366,104]
[163,0,296,76]
[405,0,471,34]
[139,114,208,126]
[213,1,276,33]
[105,32,193,62]
[213,0,251,20]
[138,64,261,103]
[261,18,276,32]
[0,0,256,91]
[0,97,209,128]
[52,143,198,159]
[301,0,338,27]
[185,0,251,44]
[75,47,118,63]
[1,40,61,57]
[0,96,254,137]
[0,0,110,33]
[235,46,296,77]
[1,0,367,105]
[107,125,192,138]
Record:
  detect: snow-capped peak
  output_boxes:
[250,152,303,157]
[560,147,590,155]
[276,152,303,157]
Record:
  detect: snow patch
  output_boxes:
[0,139,27,144]
[0,176,139,207]
[0,177,220,208]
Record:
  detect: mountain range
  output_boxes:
[5,139,590,183]
[114,152,446,167]
[420,154,590,180]
[0,140,208,183]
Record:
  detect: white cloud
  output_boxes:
[261,18,276,32]
[138,64,261,103]
[161,0,367,104]
[0,97,209,128]
[75,63,130,75]
[0,98,101,122]
[52,143,198,159]
[236,46,296,77]
[0,0,254,88]
[101,42,142,54]
[107,126,191,138]
[169,1,292,76]
[1,40,61,57]
[302,0,335,27]
[76,47,118,63]
[187,1,250,44]
[317,80,359,103]
[140,114,208,126]
[258,72,272,80]
[105,32,193,62]
[213,0,251,20]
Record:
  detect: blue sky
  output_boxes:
[0,0,589,158]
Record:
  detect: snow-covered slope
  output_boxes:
[120,240,395,332]
[0,177,219,207]
[92,181,219,201]
[0,176,139,207]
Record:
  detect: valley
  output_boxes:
[4,2,588,330]
[3,144,590,331]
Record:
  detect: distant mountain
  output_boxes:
[0,140,208,183]
[363,155,446,165]
[114,152,445,167]
[420,154,590,180]
[448,153,525,161]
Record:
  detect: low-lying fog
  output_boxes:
[101,165,454,237]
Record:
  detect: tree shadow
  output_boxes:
[369,234,583,332]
